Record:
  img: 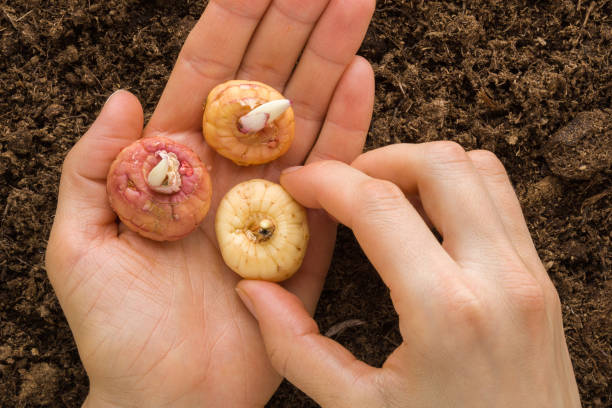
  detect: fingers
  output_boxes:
[303,56,374,165]
[351,143,516,265]
[281,0,376,164]
[48,91,143,262]
[466,150,552,283]
[280,161,457,307]
[279,57,374,309]
[236,0,330,91]
[145,0,272,134]
[235,280,383,408]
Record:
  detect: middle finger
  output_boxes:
[235,0,331,91]
[145,0,272,135]
[280,160,457,306]
[351,142,518,267]
[280,0,375,165]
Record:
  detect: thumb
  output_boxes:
[235,280,383,408]
[47,91,143,269]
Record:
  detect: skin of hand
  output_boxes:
[44,0,375,406]
[235,143,582,408]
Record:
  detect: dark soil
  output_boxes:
[1,0,610,406]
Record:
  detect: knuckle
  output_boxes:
[356,179,406,211]
[267,344,291,379]
[62,147,77,171]
[440,282,489,336]
[351,178,407,233]
[274,0,324,24]
[469,150,509,179]
[329,0,375,31]
[311,158,345,174]
[309,148,346,163]
[547,285,563,315]
[44,226,86,283]
[447,293,488,330]
[469,149,505,171]
[239,63,284,87]
[495,257,548,313]
[359,178,405,199]
[268,318,319,379]
[508,275,548,315]
[424,141,470,171]
[214,0,266,20]
[291,96,325,122]
[506,275,552,338]
[542,277,562,314]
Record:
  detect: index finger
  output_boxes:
[145,0,272,135]
[279,161,457,309]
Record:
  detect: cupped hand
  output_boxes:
[236,143,582,407]
[45,1,375,406]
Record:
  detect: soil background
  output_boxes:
[1,0,610,406]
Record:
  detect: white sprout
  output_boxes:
[238,99,291,133]
[147,150,182,194]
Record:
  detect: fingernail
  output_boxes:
[281,166,303,176]
[235,287,258,319]
[104,89,123,105]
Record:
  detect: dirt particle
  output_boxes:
[56,45,79,65]
[43,104,63,120]
[1,2,610,407]
[0,346,13,361]
[0,31,19,56]
[18,363,60,406]
[544,110,612,180]
[521,176,563,215]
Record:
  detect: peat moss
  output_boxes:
[0,1,610,406]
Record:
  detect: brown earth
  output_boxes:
[0,0,610,406]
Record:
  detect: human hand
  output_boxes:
[236,143,582,407]
[45,0,375,406]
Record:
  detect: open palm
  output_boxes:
[45,0,375,406]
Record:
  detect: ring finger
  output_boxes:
[351,143,519,270]
[466,150,555,287]
[278,0,375,165]
[279,160,457,309]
